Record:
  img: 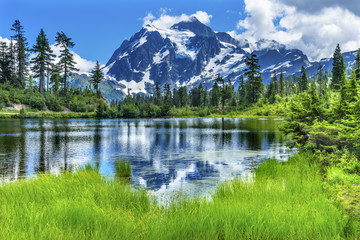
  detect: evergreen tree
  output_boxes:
[11,20,28,88]
[215,75,232,109]
[348,70,358,103]
[272,70,278,94]
[90,61,103,97]
[154,83,161,105]
[354,48,360,81]
[55,31,78,92]
[279,71,285,97]
[331,44,345,90]
[50,63,62,94]
[243,52,263,103]
[172,87,179,107]
[203,86,208,106]
[126,89,133,104]
[266,71,277,104]
[178,86,188,107]
[238,75,247,106]
[30,29,55,93]
[317,64,327,99]
[0,41,13,83]
[338,73,348,118]
[210,81,220,107]
[164,84,172,104]
[191,85,202,107]
[198,83,205,106]
[299,66,308,92]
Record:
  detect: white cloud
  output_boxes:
[143,11,212,30]
[278,0,360,15]
[237,0,360,60]
[0,36,11,45]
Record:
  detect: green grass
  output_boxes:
[324,166,360,219]
[0,111,96,119]
[115,159,131,180]
[0,153,358,239]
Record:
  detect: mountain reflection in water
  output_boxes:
[0,118,291,195]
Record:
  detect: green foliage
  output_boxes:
[11,20,28,89]
[55,31,79,91]
[331,44,345,90]
[122,104,140,118]
[69,97,88,112]
[46,94,63,112]
[198,106,211,117]
[27,94,46,110]
[89,61,103,95]
[141,104,161,117]
[243,52,263,104]
[337,150,360,175]
[299,66,308,92]
[30,28,55,93]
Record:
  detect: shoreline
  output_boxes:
[0,111,284,119]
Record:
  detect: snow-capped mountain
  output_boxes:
[103,17,356,94]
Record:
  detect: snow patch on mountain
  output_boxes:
[117,67,154,94]
[153,49,170,64]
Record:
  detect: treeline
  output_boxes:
[98,44,354,118]
[0,20,105,112]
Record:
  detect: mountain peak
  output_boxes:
[255,39,286,51]
[103,16,351,95]
[171,17,215,37]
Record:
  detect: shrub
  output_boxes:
[122,104,140,118]
[0,90,11,106]
[69,100,87,112]
[141,104,161,117]
[27,95,46,110]
[46,95,63,112]
[338,150,360,175]
[199,107,211,117]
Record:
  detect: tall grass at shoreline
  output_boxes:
[0,153,358,239]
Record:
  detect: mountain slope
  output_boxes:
[103,17,357,94]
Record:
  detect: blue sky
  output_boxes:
[0,0,245,64]
[1,0,360,68]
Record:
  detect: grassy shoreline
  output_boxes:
[1,152,359,239]
[0,107,284,119]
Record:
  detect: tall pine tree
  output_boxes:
[238,75,247,106]
[0,41,13,83]
[210,81,220,107]
[243,52,263,103]
[49,63,62,94]
[354,48,360,81]
[89,61,103,97]
[11,20,28,88]
[331,44,345,90]
[55,32,78,93]
[317,63,327,99]
[299,66,308,92]
[30,29,55,93]
[279,71,285,97]
[266,71,277,104]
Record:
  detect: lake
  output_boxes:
[0,118,291,196]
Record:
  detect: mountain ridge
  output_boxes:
[101,17,358,95]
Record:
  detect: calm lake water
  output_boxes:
[0,118,291,196]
